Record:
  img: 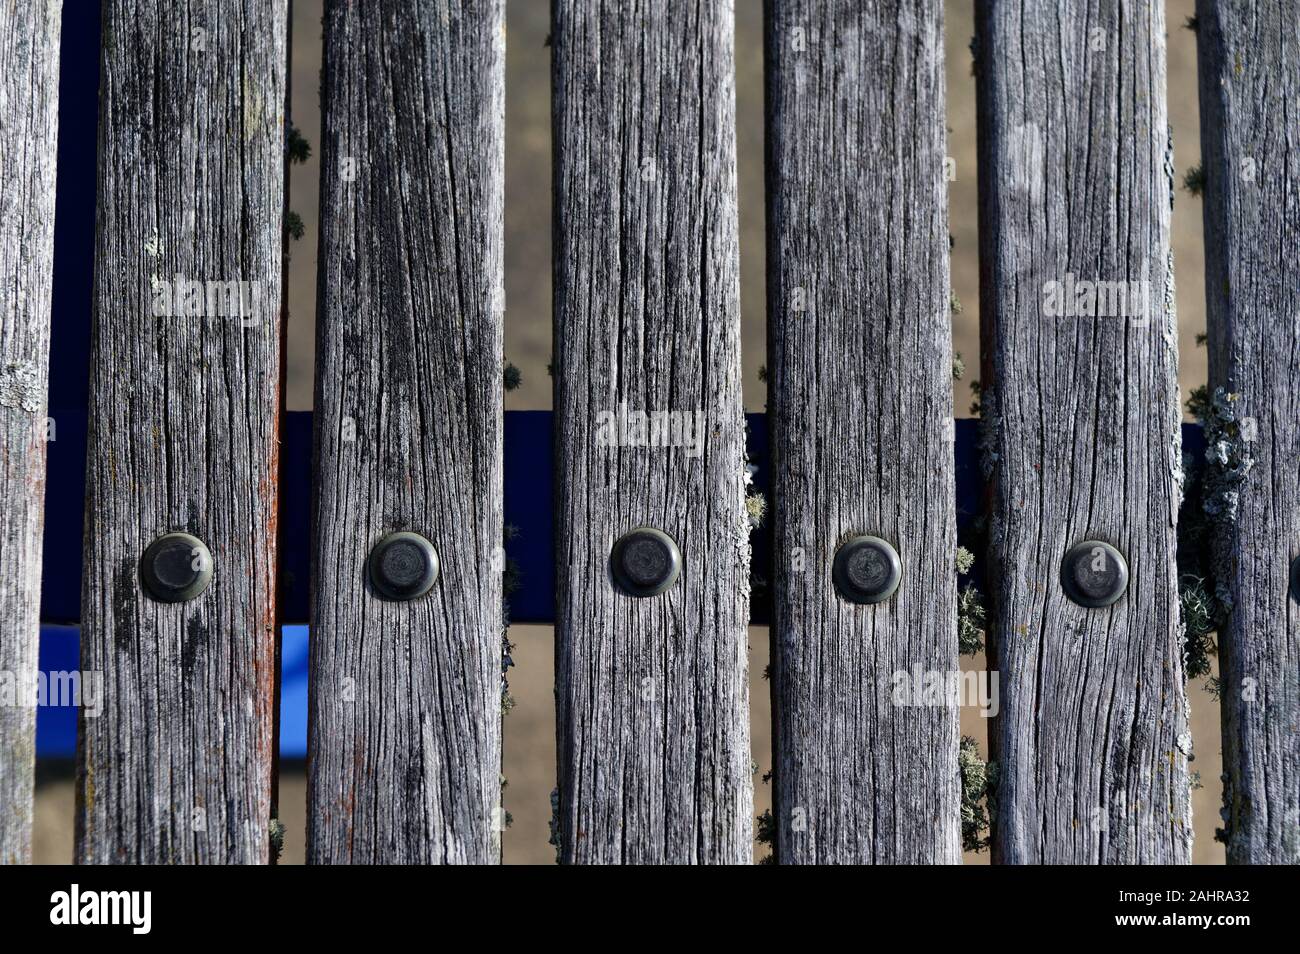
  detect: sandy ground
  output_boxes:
[35,0,1224,863]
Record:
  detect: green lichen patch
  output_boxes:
[501,525,521,715]
[1190,386,1255,612]
[958,583,987,656]
[1179,574,1220,680]
[755,807,776,864]
[286,124,312,164]
[503,362,522,391]
[498,776,515,831]
[1173,385,1242,686]
[1198,387,1254,527]
[959,736,996,853]
[269,817,286,862]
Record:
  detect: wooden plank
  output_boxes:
[552,0,752,863]
[765,0,960,863]
[77,0,287,863]
[308,0,506,864]
[975,1,1191,862]
[1195,0,1300,865]
[0,0,62,865]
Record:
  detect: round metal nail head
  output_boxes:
[833,535,901,604]
[140,532,213,603]
[370,531,439,601]
[611,527,681,597]
[1061,540,1128,608]
[1290,554,1300,604]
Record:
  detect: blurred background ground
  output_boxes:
[35,0,1222,863]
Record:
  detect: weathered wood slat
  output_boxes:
[552,0,752,863]
[765,0,960,864]
[975,0,1191,862]
[1195,0,1300,865]
[0,0,62,865]
[309,0,506,863]
[78,0,287,863]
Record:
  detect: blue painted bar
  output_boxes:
[34,627,79,758]
[279,625,310,758]
[280,412,313,623]
[48,4,98,416]
[502,411,555,624]
[37,6,101,625]
[39,411,85,624]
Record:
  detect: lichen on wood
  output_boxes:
[1195,0,1300,865]
[0,1,60,862]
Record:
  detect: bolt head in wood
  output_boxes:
[140,532,213,603]
[833,535,901,604]
[369,531,439,601]
[611,527,682,597]
[1291,554,1300,604]
[1061,540,1128,608]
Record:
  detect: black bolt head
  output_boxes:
[833,535,901,604]
[1290,554,1300,604]
[140,532,213,603]
[1061,540,1128,608]
[611,527,682,597]
[370,531,439,601]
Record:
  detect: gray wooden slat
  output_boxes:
[1195,0,1300,865]
[0,0,62,866]
[765,0,960,864]
[552,0,752,863]
[975,1,1191,862]
[78,0,287,863]
[308,0,506,864]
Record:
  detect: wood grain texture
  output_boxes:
[1196,0,1300,865]
[78,0,286,863]
[552,0,752,864]
[309,0,505,864]
[975,0,1191,863]
[0,0,61,866]
[765,0,960,864]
